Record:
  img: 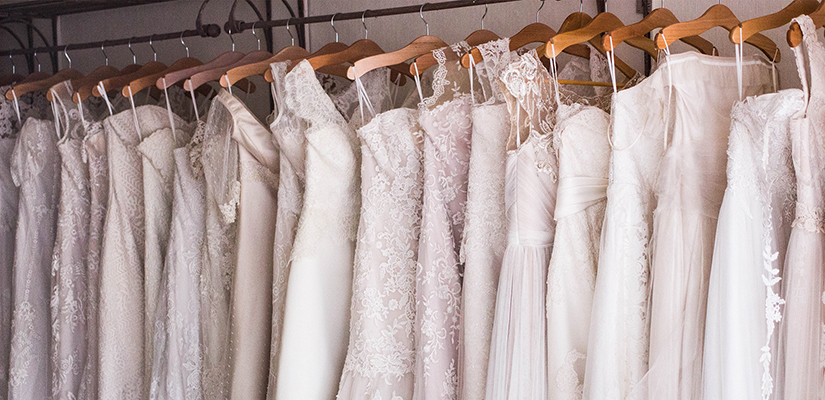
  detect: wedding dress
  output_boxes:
[98,104,184,399]
[266,61,307,400]
[336,72,423,400]
[647,51,773,399]
[140,104,194,393]
[702,88,801,400]
[583,62,669,400]
[276,59,359,400]
[413,42,473,400]
[486,50,559,400]
[149,123,207,400]
[8,115,60,399]
[780,15,825,400]
[49,81,93,399]
[459,38,513,400]
[218,89,280,400]
[199,97,239,400]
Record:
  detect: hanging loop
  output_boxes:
[537,0,545,23]
[127,38,135,64]
[286,18,295,46]
[102,41,110,66]
[420,3,430,36]
[229,29,235,52]
[180,32,190,57]
[9,54,15,75]
[149,34,158,61]
[251,22,261,50]
[331,13,340,43]
[33,51,41,72]
[63,45,71,68]
[362,10,370,39]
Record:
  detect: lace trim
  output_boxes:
[239,160,279,188]
[792,202,825,233]
[220,180,241,224]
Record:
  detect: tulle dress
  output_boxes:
[485,50,559,400]
[336,69,424,400]
[459,38,513,400]
[779,15,825,400]
[646,51,772,399]
[702,88,801,400]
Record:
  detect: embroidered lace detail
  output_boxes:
[239,160,279,188]
[555,350,586,400]
[475,38,515,104]
[188,120,206,178]
[792,202,825,233]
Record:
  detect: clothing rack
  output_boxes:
[0,0,524,57]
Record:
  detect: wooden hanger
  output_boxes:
[787,0,825,47]
[733,0,818,48]
[125,56,202,98]
[283,41,349,74]
[603,7,717,57]
[306,38,411,84]
[93,37,169,98]
[8,47,84,101]
[73,41,138,103]
[0,73,24,87]
[224,44,309,87]
[547,12,658,59]
[348,4,449,80]
[185,34,271,92]
[655,4,781,62]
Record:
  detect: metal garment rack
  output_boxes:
[0,0,527,57]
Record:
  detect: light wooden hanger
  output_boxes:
[73,41,134,103]
[12,51,51,86]
[603,6,717,57]
[9,46,84,101]
[185,29,268,92]
[546,12,657,60]
[348,3,449,80]
[787,0,825,47]
[413,2,500,75]
[0,54,24,87]
[126,34,202,97]
[655,4,781,62]
[461,0,590,68]
[733,0,818,50]
[93,36,168,98]
[224,18,310,86]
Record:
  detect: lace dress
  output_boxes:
[8,115,60,399]
[82,112,108,400]
[484,50,559,400]
[779,15,825,400]
[140,107,195,392]
[702,89,801,400]
[266,61,307,399]
[459,38,513,400]
[214,89,280,400]
[149,123,207,400]
[200,97,239,400]
[583,63,668,400]
[98,105,184,399]
[276,60,359,400]
[336,74,424,400]
[647,52,772,400]
[411,42,473,400]
[49,81,93,400]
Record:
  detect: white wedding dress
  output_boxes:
[779,15,825,400]
[647,52,772,400]
[276,60,360,400]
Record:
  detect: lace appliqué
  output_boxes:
[792,202,825,233]
[555,350,586,400]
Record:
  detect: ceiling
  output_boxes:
[0,0,181,19]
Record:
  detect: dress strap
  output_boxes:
[792,15,813,117]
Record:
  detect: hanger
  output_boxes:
[0,54,25,87]
[603,5,717,56]
[283,13,350,75]
[8,46,83,101]
[733,0,818,49]
[787,0,825,47]
[461,0,590,68]
[158,27,251,90]
[42,46,88,101]
[72,41,126,103]
[413,1,500,75]
[655,4,781,62]
[93,36,168,98]
[13,50,51,85]
[224,20,310,87]
[547,12,657,60]
[185,28,266,93]
[127,32,203,97]
[349,3,449,80]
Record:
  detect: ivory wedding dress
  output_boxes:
[49,81,93,400]
[780,15,825,400]
[459,38,513,400]
[8,115,60,399]
[486,50,559,400]
[336,71,423,400]
[647,51,772,400]
[276,60,359,400]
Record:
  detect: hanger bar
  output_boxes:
[0,25,222,57]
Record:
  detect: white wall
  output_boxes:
[0,0,811,118]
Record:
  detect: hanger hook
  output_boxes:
[180,32,190,57]
[286,18,295,47]
[9,54,15,75]
[331,12,340,43]
[251,22,261,50]
[63,44,71,68]
[537,0,545,23]
[228,29,235,52]
[126,38,135,64]
[362,10,370,39]
[420,3,430,36]
[33,51,40,72]
[149,34,157,61]
[580,0,583,13]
